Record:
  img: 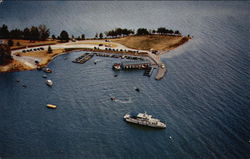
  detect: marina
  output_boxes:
[73,52,167,79]
[1,1,248,158]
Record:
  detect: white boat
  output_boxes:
[46,80,53,86]
[124,112,166,128]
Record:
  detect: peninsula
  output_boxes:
[0,25,191,73]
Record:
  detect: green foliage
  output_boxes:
[47,45,53,54]
[157,27,180,35]
[81,34,85,40]
[23,28,30,40]
[0,24,9,39]
[9,29,23,39]
[136,28,149,35]
[105,28,134,37]
[99,33,103,39]
[52,35,56,40]
[0,44,12,65]
[0,24,50,41]
[30,26,40,41]
[38,24,50,41]
[59,30,69,42]
[7,39,13,46]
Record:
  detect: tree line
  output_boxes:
[0,24,50,41]
[0,44,12,65]
[95,27,181,38]
[0,24,85,42]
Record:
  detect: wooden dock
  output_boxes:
[72,53,94,64]
[121,60,151,70]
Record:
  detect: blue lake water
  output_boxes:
[0,1,250,159]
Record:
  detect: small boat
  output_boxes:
[47,104,57,109]
[112,63,121,70]
[43,67,52,73]
[114,74,118,77]
[111,97,116,101]
[37,66,42,70]
[135,87,140,92]
[16,79,20,82]
[22,84,27,88]
[42,75,47,78]
[46,80,53,86]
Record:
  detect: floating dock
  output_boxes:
[95,53,144,60]
[155,64,167,80]
[72,53,94,64]
[144,66,154,77]
[121,60,151,70]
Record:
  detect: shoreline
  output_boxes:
[0,35,191,73]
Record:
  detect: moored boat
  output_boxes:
[124,112,166,128]
[113,63,121,70]
[43,67,52,73]
[47,104,57,109]
[46,80,53,86]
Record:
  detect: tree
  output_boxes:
[105,28,134,38]
[95,33,98,39]
[136,28,149,35]
[0,24,9,39]
[76,36,81,40]
[7,39,13,46]
[47,45,53,53]
[59,30,69,42]
[99,33,103,39]
[9,29,23,39]
[52,35,56,40]
[38,24,50,41]
[174,30,180,35]
[157,27,168,34]
[23,28,30,40]
[169,29,174,34]
[30,26,40,41]
[81,34,85,40]
[0,44,12,65]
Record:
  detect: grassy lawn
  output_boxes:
[111,34,190,51]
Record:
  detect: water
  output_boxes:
[0,1,250,159]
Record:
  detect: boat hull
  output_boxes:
[124,117,166,129]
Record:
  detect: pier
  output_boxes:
[72,53,94,64]
[155,64,167,80]
[121,60,151,70]
[72,51,166,80]
[95,52,144,60]
[144,66,155,77]
[147,52,167,80]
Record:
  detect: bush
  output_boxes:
[0,44,12,65]
[47,46,53,54]
[7,39,14,47]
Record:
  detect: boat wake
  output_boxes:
[113,97,133,104]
